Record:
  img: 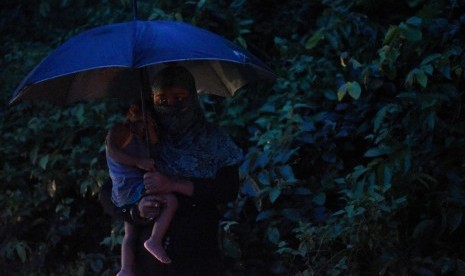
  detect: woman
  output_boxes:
[100,66,243,275]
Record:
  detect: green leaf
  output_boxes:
[313,192,326,206]
[406,16,422,26]
[254,150,270,169]
[394,196,407,205]
[399,23,422,41]
[337,83,347,101]
[420,53,442,66]
[281,208,301,222]
[370,192,384,202]
[75,105,85,124]
[382,164,393,192]
[441,65,451,79]
[305,28,325,49]
[239,159,250,177]
[278,165,296,182]
[256,210,275,221]
[354,181,365,199]
[413,219,434,239]
[349,58,362,69]
[64,198,74,204]
[267,226,280,244]
[239,19,254,26]
[39,155,49,170]
[15,243,26,263]
[383,26,400,45]
[379,204,391,212]
[405,69,417,86]
[373,105,389,132]
[351,166,370,181]
[90,259,103,273]
[222,237,242,259]
[237,36,247,49]
[416,69,428,88]
[422,64,433,75]
[348,81,362,99]
[364,146,395,157]
[39,2,51,17]
[257,171,270,186]
[355,207,366,216]
[345,205,355,218]
[30,146,39,164]
[426,112,435,129]
[274,36,286,45]
[269,187,281,203]
[338,82,362,101]
[332,210,345,216]
[260,103,276,113]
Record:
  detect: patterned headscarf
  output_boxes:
[150,66,243,179]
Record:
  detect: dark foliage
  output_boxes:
[1,0,465,275]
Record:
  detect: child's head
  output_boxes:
[125,98,154,122]
[124,99,158,144]
[127,99,144,122]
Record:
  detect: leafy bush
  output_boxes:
[1,0,465,275]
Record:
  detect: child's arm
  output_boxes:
[106,123,155,171]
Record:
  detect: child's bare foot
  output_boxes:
[144,239,172,264]
[116,268,135,276]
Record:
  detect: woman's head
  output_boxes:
[148,67,243,179]
[150,66,204,136]
[151,66,196,96]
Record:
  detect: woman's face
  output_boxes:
[152,86,200,135]
[152,87,190,108]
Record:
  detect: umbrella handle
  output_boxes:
[132,0,138,20]
[139,68,152,158]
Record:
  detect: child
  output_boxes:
[106,100,177,276]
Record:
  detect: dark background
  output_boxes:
[1,0,465,275]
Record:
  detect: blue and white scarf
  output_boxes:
[150,68,242,179]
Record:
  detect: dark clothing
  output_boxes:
[100,165,240,276]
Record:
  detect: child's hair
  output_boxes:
[123,97,157,134]
[118,97,152,117]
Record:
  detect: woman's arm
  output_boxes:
[99,179,161,224]
[143,165,240,205]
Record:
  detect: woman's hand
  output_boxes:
[136,158,155,172]
[144,171,174,194]
[144,171,194,197]
[137,194,163,219]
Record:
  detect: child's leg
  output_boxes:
[144,193,178,264]
[117,222,137,276]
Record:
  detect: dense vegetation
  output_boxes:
[1,0,465,275]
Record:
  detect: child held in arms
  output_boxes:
[106,100,177,276]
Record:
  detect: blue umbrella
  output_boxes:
[9,20,275,105]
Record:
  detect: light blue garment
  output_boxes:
[107,134,148,207]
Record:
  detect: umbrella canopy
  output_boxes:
[9,20,275,105]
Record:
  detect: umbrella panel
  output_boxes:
[10,21,276,105]
[12,60,274,105]
[15,68,140,105]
